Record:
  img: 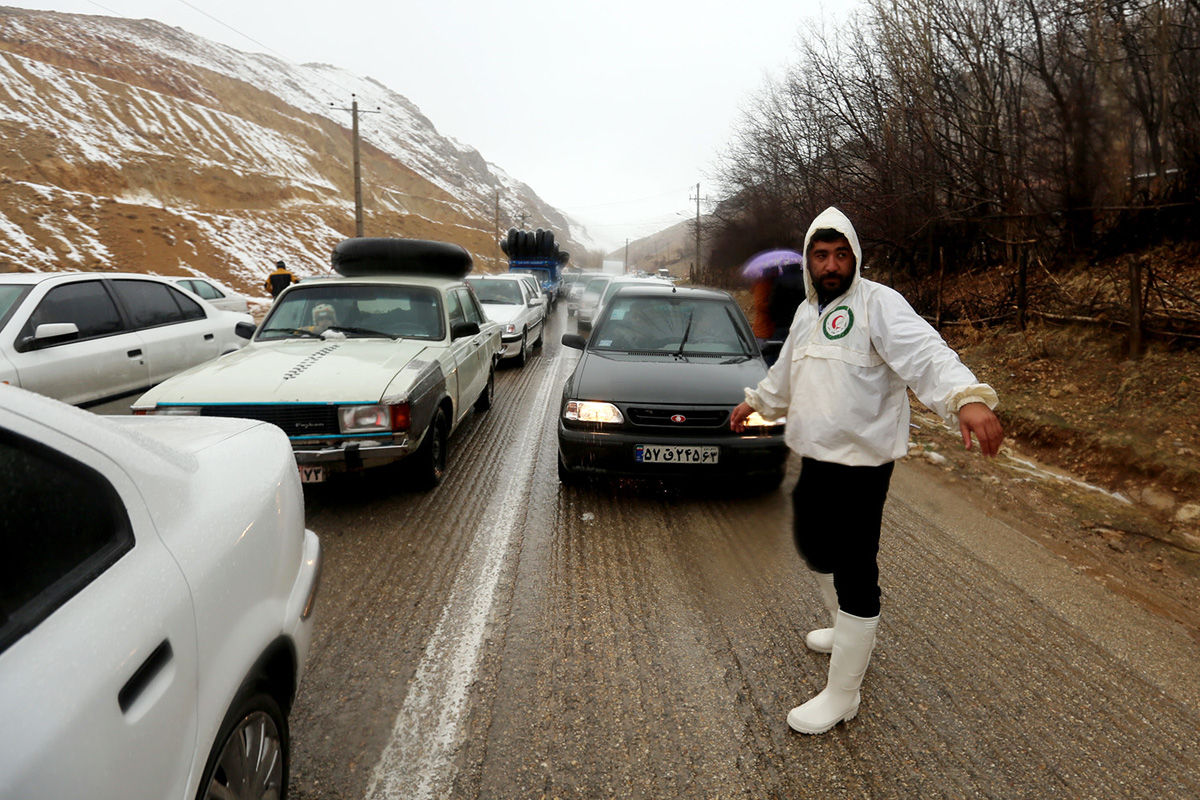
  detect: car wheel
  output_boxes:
[474,367,494,412]
[534,321,544,347]
[414,407,448,489]
[196,686,288,800]
[515,331,529,367]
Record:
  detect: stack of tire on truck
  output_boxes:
[501,228,569,307]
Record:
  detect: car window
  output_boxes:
[0,428,134,654]
[184,279,224,301]
[456,288,485,325]
[592,297,752,355]
[110,280,205,328]
[445,288,467,327]
[466,279,523,305]
[259,284,445,340]
[17,280,126,350]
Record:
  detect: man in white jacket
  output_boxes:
[731,207,1003,734]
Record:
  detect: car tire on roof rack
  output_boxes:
[331,238,473,278]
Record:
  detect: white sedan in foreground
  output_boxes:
[0,383,321,799]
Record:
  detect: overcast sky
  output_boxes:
[8,0,853,250]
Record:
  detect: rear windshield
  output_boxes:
[591,296,753,356]
[466,279,524,305]
[259,284,444,341]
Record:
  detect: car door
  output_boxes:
[5,278,149,406]
[107,279,222,386]
[0,420,199,799]
[446,287,487,417]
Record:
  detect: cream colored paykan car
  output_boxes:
[132,239,502,489]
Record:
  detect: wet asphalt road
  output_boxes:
[288,305,1200,800]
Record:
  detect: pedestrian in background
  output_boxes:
[264,259,297,298]
[750,266,778,347]
[730,206,1003,735]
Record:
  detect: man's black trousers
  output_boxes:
[791,456,895,617]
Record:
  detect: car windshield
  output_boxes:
[467,279,524,305]
[258,284,444,340]
[591,296,753,356]
[0,285,31,326]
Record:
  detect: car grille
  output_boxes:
[625,406,729,431]
[199,404,340,437]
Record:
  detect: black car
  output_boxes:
[557,284,788,488]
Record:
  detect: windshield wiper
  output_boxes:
[675,310,694,357]
[324,325,397,340]
[260,326,322,339]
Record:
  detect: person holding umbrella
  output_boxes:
[742,249,805,364]
[730,207,1003,735]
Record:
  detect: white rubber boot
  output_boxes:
[805,572,838,653]
[787,610,879,734]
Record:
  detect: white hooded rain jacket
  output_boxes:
[744,207,998,467]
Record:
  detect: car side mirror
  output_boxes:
[528,298,541,308]
[451,320,480,339]
[31,322,80,347]
[561,333,586,350]
[760,340,782,363]
[235,321,257,339]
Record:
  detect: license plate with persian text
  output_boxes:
[635,444,719,464]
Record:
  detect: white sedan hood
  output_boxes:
[141,339,435,404]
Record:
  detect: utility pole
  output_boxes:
[494,188,502,271]
[688,183,703,283]
[331,94,381,237]
[624,238,629,273]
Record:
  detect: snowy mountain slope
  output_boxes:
[0,6,591,296]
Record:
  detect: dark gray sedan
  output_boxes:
[557,284,788,488]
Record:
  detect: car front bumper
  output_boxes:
[558,422,788,479]
[292,436,417,472]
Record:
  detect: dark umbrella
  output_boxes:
[740,249,804,281]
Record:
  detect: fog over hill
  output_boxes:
[0,6,599,297]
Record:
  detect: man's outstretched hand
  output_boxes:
[730,401,753,433]
[958,402,1003,456]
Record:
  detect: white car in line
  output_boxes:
[465,273,546,366]
[133,238,503,488]
[172,276,251,314]
[575,274,616,332]
[0,382,321,800]
[0,272,253,409]
[511,271,550,317]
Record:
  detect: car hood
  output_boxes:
[139,338,434,404]
[481,304,523,325]
[570,352,767,405]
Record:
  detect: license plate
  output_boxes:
[298,465,326,483]
[635,444,719,465]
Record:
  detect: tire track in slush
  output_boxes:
[364,348,571,800]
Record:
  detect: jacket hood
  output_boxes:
[801,206,863,301]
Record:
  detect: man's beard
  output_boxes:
[815,273,852,304]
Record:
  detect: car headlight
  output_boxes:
[339,403,409,433]
[504,323,518,335]
[743,411,785,430]
[149,405,201,416]
[564,400,624,424]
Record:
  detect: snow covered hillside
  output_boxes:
[0,7,595,296]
